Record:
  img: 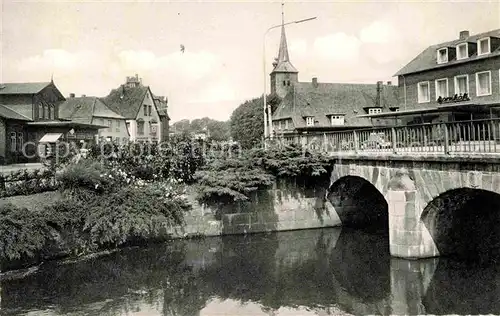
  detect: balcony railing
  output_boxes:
[273,118,500,155]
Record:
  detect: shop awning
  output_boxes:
[39,133,63,143]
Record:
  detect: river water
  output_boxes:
[2,227,499,316]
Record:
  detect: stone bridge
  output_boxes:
[327,153,500,259]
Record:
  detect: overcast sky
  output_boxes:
[2,0,499,122]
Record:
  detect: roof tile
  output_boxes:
[395,29,500,76]
[273,82,399,129]
[0,82,51,95]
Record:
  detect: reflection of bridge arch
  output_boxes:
[327,175,388,232]
[421,188,500,258]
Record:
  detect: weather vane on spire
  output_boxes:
[281,1,285,25]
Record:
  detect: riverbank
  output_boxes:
[1,142,340,273]
[0,175,343,274]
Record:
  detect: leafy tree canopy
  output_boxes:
[229,93,281,149]
[171,117,230,142]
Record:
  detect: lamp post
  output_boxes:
[263,16,317,143]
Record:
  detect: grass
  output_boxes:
[0,191,62,211]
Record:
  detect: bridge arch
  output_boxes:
[327,175,388,232]
[421,188,500,259]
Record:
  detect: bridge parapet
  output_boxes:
[275,118,500,157]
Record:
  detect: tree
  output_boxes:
[230,94,281,149]
[207,120,230,142]
[172,119,191,134]
[171,117,231,142]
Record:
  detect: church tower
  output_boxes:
[270,4,299,98]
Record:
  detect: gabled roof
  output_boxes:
[272,82,398,129]
[153,96,170,119]
[0,82,52,95]
[59,96,124,124]
[103,85,149,119]
[395,29,500,76]
[0,105,32,121]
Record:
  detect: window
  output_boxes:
[116,120,120,132]
[330,115,345,126]
[283,80,286,86]
[435,78,449,99]
[143,105,147,116]
[417,81,430,103]
[437,48,448,64]
[478,37,491,56]
[277,120,282,130]
[368,108,382,115]
[148,105,152,116]
[10,132,16,152]
[476,71,491,96]
[306,117,314,126]
[457,43,468,60]
[126,122,131,134]
[137,121,145,135]
[150,123,157,135]
[38,103,43,119]
[454,75,469,95]
[108,120,112,128]
[47,105,51,120]
[285,119,289,130]
[17,132,23,151]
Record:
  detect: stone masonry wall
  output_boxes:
[167,180,342,239]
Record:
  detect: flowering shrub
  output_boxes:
[86,138,205,183]
[0,168,58,198]
[56,159,128,195]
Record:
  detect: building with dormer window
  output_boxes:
[270,14,398,135]
[359,29,500,125]
[103,75,170,143]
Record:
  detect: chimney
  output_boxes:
[312,77,318,88]
[459,30,470,40]
[376,81,383,107]
[69,93,75,98]
[387,81,392,86]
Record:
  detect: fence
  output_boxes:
[274,118,500,155]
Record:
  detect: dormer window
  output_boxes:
[330,115,345,126]
[305,116,314,126]
[368,108,382,115]
[478,37,491,55]
[437,48,448,64]
[456,43,468,60]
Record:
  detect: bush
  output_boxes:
[86,138,205,184]
[192,144,332,202]
[194,160,274,202]
[0,203,50,260]
[56,159,127,195]
[0,179,192,266]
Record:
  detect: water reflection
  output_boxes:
[2,227,500,315]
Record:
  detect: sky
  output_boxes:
[1,0,499,122]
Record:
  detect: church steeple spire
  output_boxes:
[270,1,298,98]
[272,2,297,73]
[277,2,290,63]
